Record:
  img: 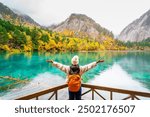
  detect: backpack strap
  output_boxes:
[69,64,80,75]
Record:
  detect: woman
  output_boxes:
[47,55,104,100]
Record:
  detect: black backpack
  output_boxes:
[69,64,80,75]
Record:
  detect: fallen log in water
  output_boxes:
[0,76,29,91]
[0,76,29,83]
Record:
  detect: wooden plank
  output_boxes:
[94,90,106,100]
[122,95,132,100]
[82,84,150,98]
[134,96,140,100]
[48,92,55,100]
[81,89,92,96]
[16,84,68,100]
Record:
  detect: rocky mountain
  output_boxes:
[119,9,150,42]
[0,2,40,26]
[50,13,113,39]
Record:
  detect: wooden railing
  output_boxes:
[16,84,150,100]
[82,84,150,100]
[16,84,68,100]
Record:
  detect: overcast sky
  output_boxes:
[0,0,150,35]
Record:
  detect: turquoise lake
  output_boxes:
[0,51,150,99]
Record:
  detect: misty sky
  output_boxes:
[0,0,150,35]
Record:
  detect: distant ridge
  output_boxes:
[0,2,40,27]
[119,9,150,42]
[50,13,114,40]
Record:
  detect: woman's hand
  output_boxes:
[46,60,53,63]
[96,60,104,64]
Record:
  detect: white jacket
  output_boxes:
[52,61,97,82]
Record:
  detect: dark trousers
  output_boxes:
[69,87,82,100]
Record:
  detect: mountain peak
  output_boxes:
[69,13,94,21]
[119,9,150,42]
[52,13,113,40]
[0,2,40,27]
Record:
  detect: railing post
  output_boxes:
[110,92,113,100]
[131,95,134,100]
[92,89,94,100]
[55,91,58,100]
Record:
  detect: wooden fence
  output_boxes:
[16,84,150,100]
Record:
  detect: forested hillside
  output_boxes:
[0,2,39,27]
[0,19,127,52]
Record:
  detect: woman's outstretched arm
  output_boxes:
[80,59,104,74]
[47,60,69,73]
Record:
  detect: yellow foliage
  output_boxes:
[49,39,57,49]
[24,35,32,52]
[99,44,105,50]
[7,33,13,39]
[1,24,127,52]
[61,29,74,37]
[1,45,10,51]
[24,45,32,52]
[57,42,63,50]
[37,39,57,51]
[38,40,45,51]
[77,39,88,51]
[37,31,42,39]
[67,38,77,51]
[11,49,21,53]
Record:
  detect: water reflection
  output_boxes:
[90,63,149,92]
[0,51,150,97]
[117,52,150,90]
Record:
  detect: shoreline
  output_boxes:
[0,50,150,55]
[79,50,150,53]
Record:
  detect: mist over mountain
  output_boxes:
[0,2,40,27]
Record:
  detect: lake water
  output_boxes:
[0,51,150,99]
